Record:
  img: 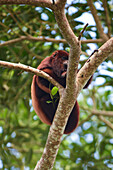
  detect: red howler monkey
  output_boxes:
[31,50,92,134]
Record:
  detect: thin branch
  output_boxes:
[92,110,113,117]
[79,39,103,44]
[103,0,111,38]
[0,21,8,28]
[99,116,113,130]
[0,60,63,93]
[0,0,54,9]
[87,0,108,41]
[0,36,66,47]
[0,36,104,47]
[78,23,89,41]
[81,106,113,117]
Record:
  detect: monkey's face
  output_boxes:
[51,50,69,78]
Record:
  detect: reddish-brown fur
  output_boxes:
[31,50,92,134]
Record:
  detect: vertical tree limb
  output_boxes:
[87,0,108,41]
[103,0,111,37]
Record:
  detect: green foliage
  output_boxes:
[0,1,113,169]
[51,87,59,96]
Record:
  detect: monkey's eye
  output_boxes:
[53,52,58,58]
[64,63,67,70]
[62,56,68,60]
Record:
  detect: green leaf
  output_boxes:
[51,87,59,96]
[46,100,52,104]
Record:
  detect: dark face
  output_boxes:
[51,50,69,78]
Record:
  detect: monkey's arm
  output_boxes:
[31,75,51,125]
[35,68,55,94]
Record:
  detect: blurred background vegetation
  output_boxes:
[0,0,113,169]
